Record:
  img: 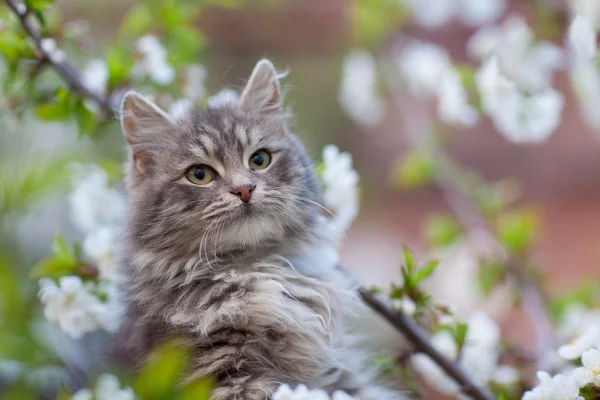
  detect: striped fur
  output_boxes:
[113,61,404,400]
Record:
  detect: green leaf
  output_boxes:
[35,89,74,121]
[391,151,435,189]
[423,215,462,248]
[402,245,416,276]
[106,47,134,90]
[477,262,505,294]
[25,0,55,12]
[120,4,153,37]
[133,340,193,399]
[351,0,410,46]
[549,282,600,321]
[413,260,439,286]
[497,209,537,254]
[181,377,215,400]
[453,322,468,349]
[30,258,78,279]
[74,101,97,137]
[0,32,34,63]
[51,235,75,262]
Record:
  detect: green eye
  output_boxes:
[249,150,272,171]
[186,165,215,185]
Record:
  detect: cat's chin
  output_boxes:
[218,212,286,249]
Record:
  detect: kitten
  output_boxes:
[113,60,403,400]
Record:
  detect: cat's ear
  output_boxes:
[120,91,174,172]
[239,59,283,115]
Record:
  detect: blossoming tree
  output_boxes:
[2,0,600,399]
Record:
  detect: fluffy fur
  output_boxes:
[113,60,402,399]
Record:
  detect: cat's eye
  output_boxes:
[186,165,215,185]
[248,150,272,171]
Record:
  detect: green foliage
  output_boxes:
[0,156,73,215]
[392,151,435,189]
[35,88,75,121]
[30,235,80,279]
[549,281,600,321]
[477,262,506,295]
[496,209,537,255]
[25,0,56,12]
[390,247,438,307]
[351,0,410,46]
[133,340,215,400]
[423,214,462,248]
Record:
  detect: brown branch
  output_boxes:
[380,53,556,371]
[358,287,496,400]
[4,0,113,115]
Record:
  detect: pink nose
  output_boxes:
[230,185,255,203]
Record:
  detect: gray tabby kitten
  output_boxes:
[115,60,402,400]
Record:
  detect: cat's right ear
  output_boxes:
[120,91,174,172]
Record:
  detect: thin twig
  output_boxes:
[4,0,113,115]
[358,287,496,400]
[380,53,556,371]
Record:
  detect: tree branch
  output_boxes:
[357,287,496,400]
[4,0,113,115]
[380,54,556,371]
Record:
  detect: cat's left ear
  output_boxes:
[239,59,283,115]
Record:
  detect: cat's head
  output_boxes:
[120,60,322,256]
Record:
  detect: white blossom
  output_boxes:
[168,98,194,121]
[207,89,240,108]
[522,371,581,400]
[14,2,26,15]
[490,88,564,144]
[401,0,504,27]
[572,348,600,387]
[493,365,519,385]
[272,384,355,400]
[571,61,600,132]
[460,313,501,384]
[457,0,506,27]
[133,35,175,85]
[437,69,479,127]
[568,15,597,62]
[338,49,385,128]
[321,145,359,238]
[558,326,600,360]
[569,0,600,27]
[40,38,66,63]
[411,331,460,395]
[476,57,564,144]
[81,59,108,95]
[38,277,124,339]
[559,304,600,339]
[391,297,416,316]
[468,16,563,92]
[401,0,456,28]
[398,41,451,97]
[182,64,207,100]
[68,165,126,234]
[82,228,122,282]
[72,374,136,400]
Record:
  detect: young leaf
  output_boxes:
[180,377,215,400]
[391,151,435,189]
[51,235,75,262]
[133,339,193,399]
[74,100,96,137]
[497,210,537,254]
[423,215,462,248]
[30,258,78,278]
[413,260,439,286]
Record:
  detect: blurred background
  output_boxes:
[1,0,600,399]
